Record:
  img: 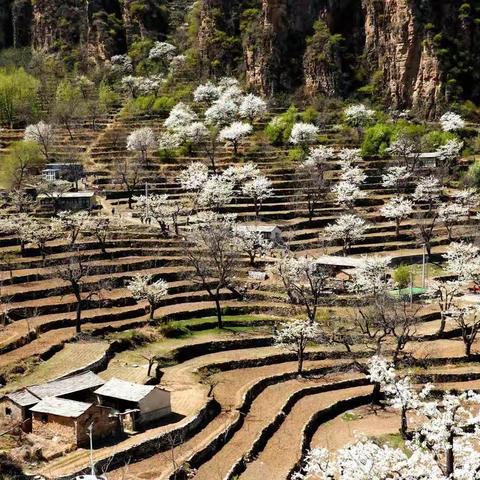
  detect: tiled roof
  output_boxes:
[30,397,92,418]
[95,378,156,403]
[6,389,40,407]
[27,371,104,399]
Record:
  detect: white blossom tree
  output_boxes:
[387,135,419,171]
[193,82,221,103]
[380,196,414,237]
[437,139,464,170]
[444,242,480,288]
[289,123,319,152]
[274,320,322,374]
[148,41,176,64]
[57,210,90,246]
[349,255,392,296]
[331,181,363,210]
[413,175,442,212]
[199,175,235,211]
[164,102,198,131]
[127,274,168,321]
[382,165,411,193]
[24,121,54,161]
[272,254,333,323]
[239,94,267,122]
[440,111,465,132]
[438,202,469,240]
[324,214,367,255]
[219,121,252,156]
[205,98,239,127]
[344,104,375,137]
[126,127,157,166]
[241,175,273,217]
[233,226,273,267]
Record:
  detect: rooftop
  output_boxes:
[314,255,369,269]
[27,371,104,399]
[6,389,40,407]
[95,378,156,403]
[30,397,92,418]
[37,191,95,199]
[242,224,280,233]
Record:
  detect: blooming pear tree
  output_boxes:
[274,320,322,374]
[193,82,221,103]
[413,175,442,212]
[349,255,392,296]
[368,356,431,436]
[219,121,252,156]
[382,165,411,193]
[380,196,414,237]
[425,279,464,336]
[444,242,480,288]
[440,111,465,132]
[126,127,157,166]
[183,214,242,328]
[438,202,469,240]
[127,274,168,321]
[436,139,464,170]
[57,210,90,246]
[85,215,122,255]
[344,104,375,137]
[233,226,273,267]
[241,175,273,216]
[447,305,480,356]
[24,121,54,161]
[387,135,419,171]
[148,41,176,65]
[324,214,367,255]
[272,254,333,323]
[239,94,267,122]
[199,174,235,211]
[289,122,319,152]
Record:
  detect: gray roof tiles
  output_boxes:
[27,371,104,399]
[6,389,40,407]
[30,397,92,418]
[95,378,156,403]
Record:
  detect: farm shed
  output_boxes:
[30,397,119,447]
[37,191,96,210]
[1,389,40,431]
[242,224,283,244]
[41,163,84,183]
[95,378,171,430]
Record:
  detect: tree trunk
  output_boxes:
[297,350,304,375]
[128,193,133,209]
[395,219,400,238]
[75,299,82,333]
[437,312,447,336]
[466,340,472,356]
[446,431,454,477]
[214,297,223,328]
[400,407,408,438]
[149,303,155,321]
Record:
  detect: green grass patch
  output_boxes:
[341,411,363,422]
[373,433,407,451]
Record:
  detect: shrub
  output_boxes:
[421,130,457,150]
[360,123,394,157]
[287,147,304,162]
[466,160,480,188]
[393,265,411,290]
[301,106,319,124]
[152,96,176,114]
[265,105,298,145]
[161,324,191,338]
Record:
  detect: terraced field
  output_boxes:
[1,100,480,479]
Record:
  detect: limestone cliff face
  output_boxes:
[362,0,442,117]
[197,0,479,117]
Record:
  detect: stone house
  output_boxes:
[30,397,119,447]
[242,225,283,245]
[1,371,105,431]
[95,379,171,431]
[41,163,84,183]
[37,191,96,211]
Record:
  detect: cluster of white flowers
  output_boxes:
[344,104,375,128]
[440,111,465,132]
[148,41,176,61]
[301,146,336,170]
[349,255,392,294]
[413,175,442,205]
[289,122,319,147]
[126,274,168,320]
[436,138,464,162]
[324,214,367,255]
[380,195,414,235]
[219,122,253,153]
[382,165,411,190]
[110,54,133,74]
[121,75,163,97]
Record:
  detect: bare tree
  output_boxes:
[114,156,142,209]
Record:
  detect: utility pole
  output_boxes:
[422,243,427,289]
[87,422,95,477]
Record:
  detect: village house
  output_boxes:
[1,371,105,430]
[37,191,96,211]
[41,163,85,183]
[243,224,283,245]
[95,378,171,431]
[30,397,119,447]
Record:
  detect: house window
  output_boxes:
[41,414,48,423]
[5,407,11,416]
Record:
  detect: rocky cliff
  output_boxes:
[0,0,478,116]
[198,0,480,117]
